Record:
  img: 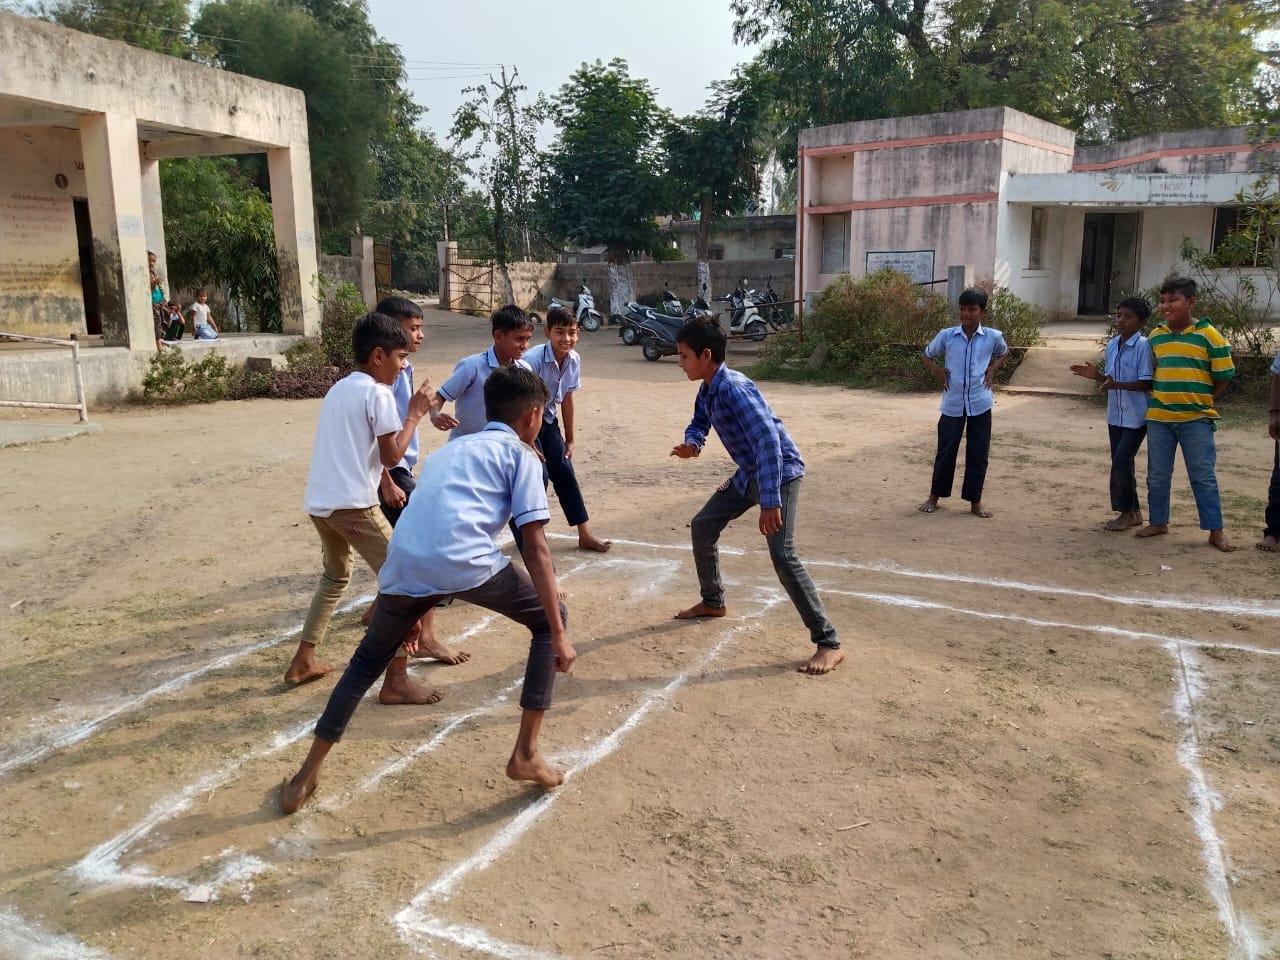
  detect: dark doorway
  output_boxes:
[1078,212,1141,315]
[73,198,101,335]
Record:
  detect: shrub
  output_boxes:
[319,280,366,369]
[140,350,232,404]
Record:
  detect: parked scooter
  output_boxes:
[756,276,792,330]
[713,279,769,341]
[618,285,685,346]
[549,280,604,332]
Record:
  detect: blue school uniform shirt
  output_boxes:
[1104,331,1155,429]
[1271,349,1280,375]
[523,342,582,423]
[390,362,420,470]
[683,364,804,509]
[437,347,533,439]
[923,325,1009,417]
[379,422,551,597]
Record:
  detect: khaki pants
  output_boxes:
[300,507,399,652]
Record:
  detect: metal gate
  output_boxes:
[444,249,496,315]
[373,241,393,295]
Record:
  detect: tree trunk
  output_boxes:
[498,263,515,308]
[607,251,633,317]
[696,193,713,299]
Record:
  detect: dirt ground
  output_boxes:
[1,307,1277,960]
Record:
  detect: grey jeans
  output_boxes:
[314,563,567,744]
[691,477,839,648]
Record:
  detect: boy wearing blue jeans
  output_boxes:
[1135,277,1237,552]
[669,319,842,676]
[281,367,576,814]
[523,305,612,553]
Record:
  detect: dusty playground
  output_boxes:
[1,307,1278,960]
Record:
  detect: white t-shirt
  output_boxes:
[303,371,401,517]
[190,302,212,326]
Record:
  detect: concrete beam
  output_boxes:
[1005,172,1257,207]
[79,111,153,350]
[268,145,320,337]
[143,136,268,160]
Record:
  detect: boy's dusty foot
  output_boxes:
[411,636,472,665]
[918,497,940,514]
[1105,511,1143,531]
[280,774,317,815]
[284,646,333,686]
[1258,534,1280,553]
[969,502,993,519]
[577,531,613,553]
[799,647,845,675]
[1208,530,1237,553]
[674,602,727,620]
[1135,524,1169,539]
[506,750,564,788]
[378,669,445,705]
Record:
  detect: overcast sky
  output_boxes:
[366,0,759,143]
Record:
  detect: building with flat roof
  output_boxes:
[795,106,1274,318]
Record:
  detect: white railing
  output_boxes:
[0,332,89,422]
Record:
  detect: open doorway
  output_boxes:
[72,198,101,335]
[1078,212,1141,315]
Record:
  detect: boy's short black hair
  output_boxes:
[352,312,409,364]
[957,287,988,310]
[545,305,576,328]
[1116,296,1152,323]
[491,304,535,334]
[1159,276,1197,300]
[375,295,423,321]
[484,365,548,425]
[676,317,727,364]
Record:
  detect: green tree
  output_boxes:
[541,58,670,313]
[37,0,192,56]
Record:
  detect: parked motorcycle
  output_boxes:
[756,276,792,330]
[549,281,603,332]
[617,287,684,346]
[714,279,769,341]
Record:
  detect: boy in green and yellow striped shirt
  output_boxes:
[1135,277,1236,551]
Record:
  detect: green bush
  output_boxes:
[319,280,366,369]
[140,350,233,404]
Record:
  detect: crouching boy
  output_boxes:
[282,367,575,814]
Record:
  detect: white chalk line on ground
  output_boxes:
[0,593,376,780]
[393,591,784,959]
[0,906,109,960]
[548,532,1280,621]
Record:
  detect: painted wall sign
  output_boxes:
[866,249,936,284]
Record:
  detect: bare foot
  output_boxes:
[1258,534,1280,553]
[674,602,727,620]
[799,647,845,675]
[918,497,939,514]
[969,502,993,519]
[284,647,333,686]
[506,750,564,788]
[378,674,445,705]
[280,775,317,815]
[1135,524,1168,539]
[1104,511,1143,531]
[577,532,613,553]
[1208,530,1237,553]
[411,635,472,665]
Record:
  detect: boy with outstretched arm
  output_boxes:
[1256,347,1280,552]
[428,304,534,438]
[285,313,440,707]
[281,367,575,814]
[523,305,612,553]
[373,296,468,666]
[1070,296,1155,530]
[668,319,842,676]
[1135,277,1236,552]
[919,287,1008,518]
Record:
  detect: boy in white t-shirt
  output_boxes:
[286,313,439,706]
[188,289,219,340]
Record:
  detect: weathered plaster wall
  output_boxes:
[0,127,88,336]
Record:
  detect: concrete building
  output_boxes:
[796,106,1274,318]
[671,214,796,261]
[0,12,320,402]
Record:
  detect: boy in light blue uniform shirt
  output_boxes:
[919,287,1009,519]
[429,305,534,438]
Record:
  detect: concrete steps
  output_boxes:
[1004,343,1103,398]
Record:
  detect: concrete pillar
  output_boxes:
[437,240,456,310]
[947,265,975,307]
[267,145,321,336]
[140,150,167,287]
[79,112,153,350]
[350,234,376,307]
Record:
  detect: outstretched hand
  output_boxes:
[430,411,459,431]
[670,443,701,459]
[1069,362,1101,382]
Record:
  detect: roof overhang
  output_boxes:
[1004,172,1259,207]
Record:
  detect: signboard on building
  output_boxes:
[866,249,935,284]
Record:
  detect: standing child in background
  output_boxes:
[1070,296,1154,530]
[281,367,575,814]
[373,295,469,665]
[1136,277,1237,552]
[1259,347,1280,552]
[522,305,612,553]
[188,290,220,340]
[149,251,167,351]
[669,319,842,676]
[918,288,1009,519]
[429,304,534,437]
[285,312,442,706]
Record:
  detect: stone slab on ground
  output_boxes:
[0,419,101,448]
[1008,344,1102,395]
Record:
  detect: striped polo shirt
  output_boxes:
[1146,318,1235,424]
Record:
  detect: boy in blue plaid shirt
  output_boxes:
[669,319,842,675]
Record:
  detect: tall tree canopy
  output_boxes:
[38,0,191,56]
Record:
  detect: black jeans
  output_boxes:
[314,563,568,743]
[690,478,838,648]
[539,417,589,527]
[1265,441,1280,540]
[1108,425,1146,514]
[378,465,416,527]
[931,410,992,502]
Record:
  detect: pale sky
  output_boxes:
[366,0,759,143]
